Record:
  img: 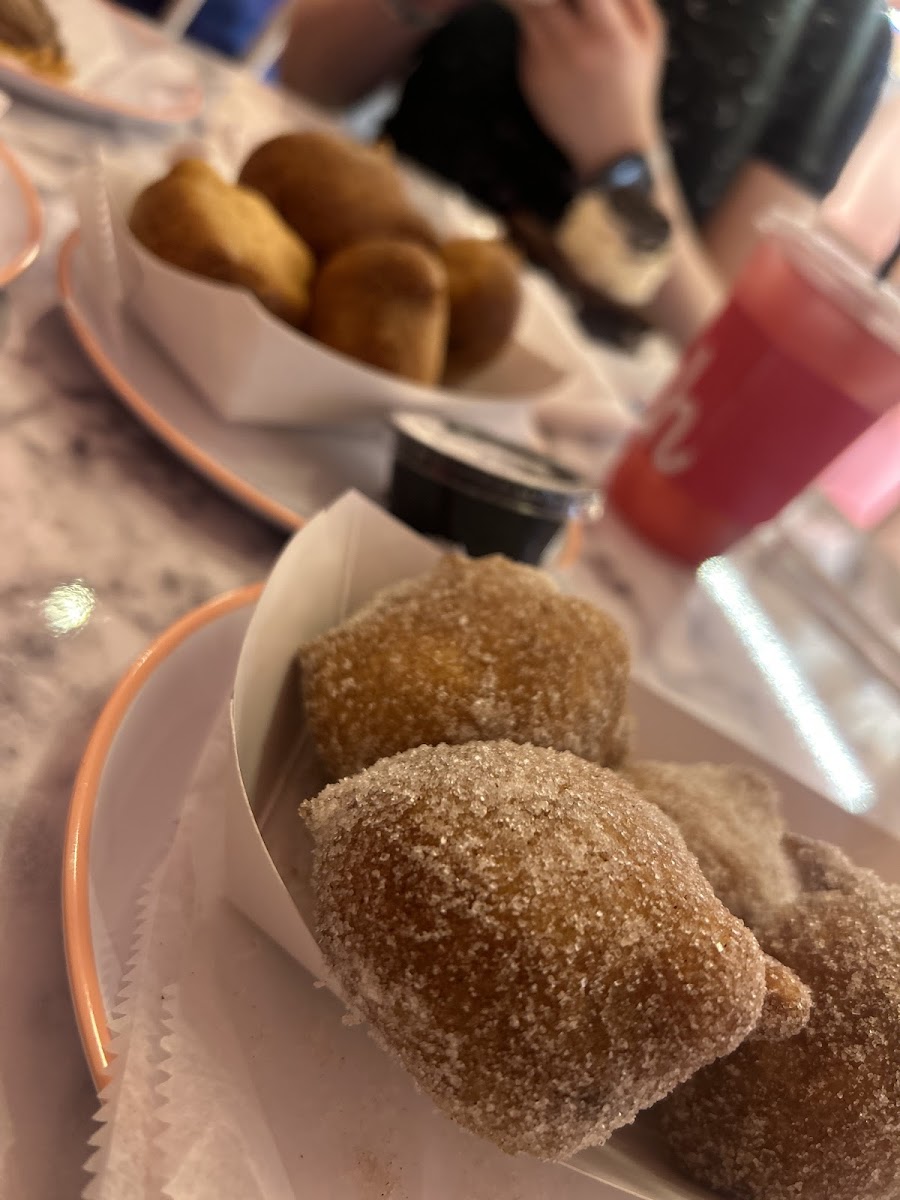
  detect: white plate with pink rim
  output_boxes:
[63,581,900,1197]
[0,0,203,129]
[0,136,41,284]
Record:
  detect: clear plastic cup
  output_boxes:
[607,212,900,565]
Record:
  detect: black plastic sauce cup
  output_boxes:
[388,414,602,565]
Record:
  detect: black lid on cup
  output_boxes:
[391,414,602,522]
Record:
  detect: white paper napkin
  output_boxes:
[84,711,235,1200]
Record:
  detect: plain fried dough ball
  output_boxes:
[439,238,522,378]
[308,238,448,384]
[298,554,631,780]
[129,158,315,329]
[659,835,900,1200]
[239,130,437,258]
[304,741,802,1159]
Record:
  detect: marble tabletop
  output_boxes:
[0,32,898,1200]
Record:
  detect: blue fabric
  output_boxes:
[117,0,281,57]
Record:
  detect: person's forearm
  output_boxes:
[279,0,427,107]
[704,160,818,282]
[648,157,821,344]
[642,151,725,345]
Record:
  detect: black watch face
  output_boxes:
[604,155,653,194]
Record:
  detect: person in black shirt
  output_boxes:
[280,0,892,341]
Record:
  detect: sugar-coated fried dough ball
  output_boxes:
[308,238,448,384]
[129,159,315,329]
[239,130,437,258]
[304,741,794,1159]
[623,761,799,925]
[659,836,900,1200]
[605,710,635,769]
[439,238,522,378]
[298,554,631,780]
[752,954,812,1042]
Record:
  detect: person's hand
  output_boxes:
[516,0,666,180]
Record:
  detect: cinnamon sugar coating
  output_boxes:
[304,740,789,1159]
[659,836,900,1200]
[751,955,811,1042]
[623,761,799,925]
[298,555,630,780]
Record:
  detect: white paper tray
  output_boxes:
[90,160,592,429]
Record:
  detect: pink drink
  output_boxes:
[818,405,900,529]
[608,214,900,565]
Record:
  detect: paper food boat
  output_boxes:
[216,491,899,1199]
[90,158,593,429]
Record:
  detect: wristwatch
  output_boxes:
[586,153,655,198]
[555,151,674,307]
